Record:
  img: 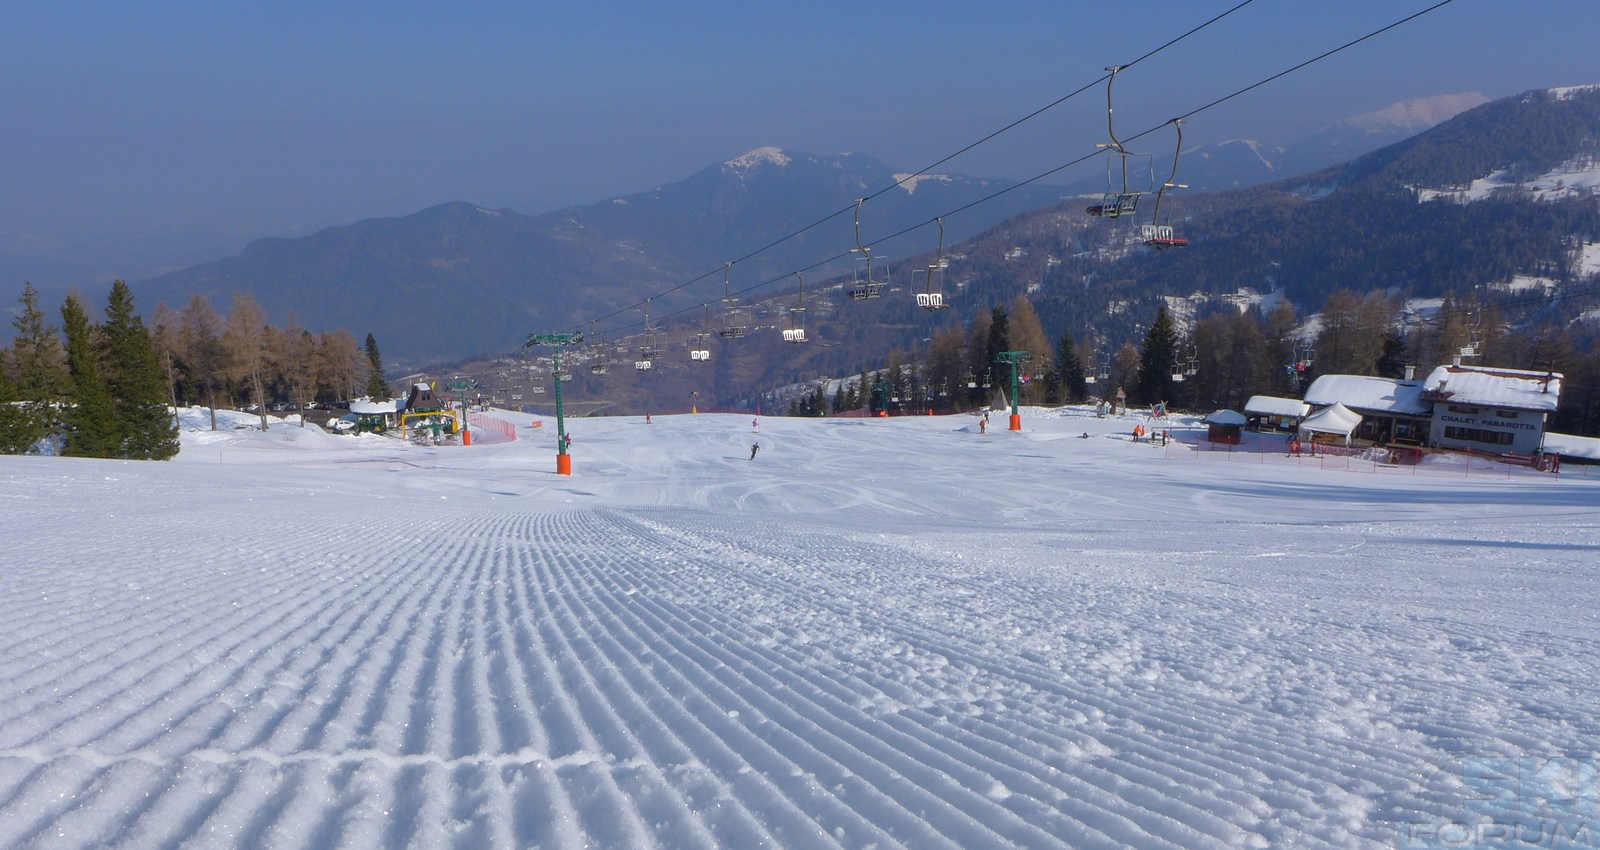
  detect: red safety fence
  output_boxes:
[467,411,517,443]
[1155,431,1580,480]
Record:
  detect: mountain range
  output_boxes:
[134,150,1069,366]
[127,86,1600,415]
[132,93,1493,369]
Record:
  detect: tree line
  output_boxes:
[778,287,1600,438]
[1,282,392,458]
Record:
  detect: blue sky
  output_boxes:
[2,0,1596,289]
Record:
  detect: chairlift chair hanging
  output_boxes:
[636,300,660,371]
[690,306,713,361]
[783,272,808,342]
[1085,66,1151,220]
[847,198,885,300]
[916,218,951,310]
[1142,119,1190,249]
[588,324,610,374]
[717,262,749,337]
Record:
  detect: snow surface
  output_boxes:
[1415,155,1600,204]
[3,406,1598,849]
[1578,242,1600,279]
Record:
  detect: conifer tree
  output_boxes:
[180,295,226,431]
[1053,330,1087,404]
[9,282,68,449]
[364,333,389,398]
[0,367,35,454]
[100,280,179,460]
[1134,304,1179,405]
[59,295,120,458]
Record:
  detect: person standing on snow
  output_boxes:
[646,412,651,425]
[752,417,759,433]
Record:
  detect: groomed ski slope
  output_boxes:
[0,406,1596,849]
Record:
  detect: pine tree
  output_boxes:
[100,281,179,460]
[180,295,227,431]
[1053,330,1086,404]
[9,282,67,449]
[1134,304,1179,405]
[59,295,120,458]
[0,367,36,454]
[365,333,389,398]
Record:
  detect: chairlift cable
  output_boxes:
[577,0,1462,340]
[567,1,1265,336]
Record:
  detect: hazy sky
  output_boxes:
[3,0,1596,289]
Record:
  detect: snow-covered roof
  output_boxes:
[349,397,401,415]
[1244,395,1310,418]
[1204,409,1247,426]
[1303,375,1430,415]
[1423,365,1562,412]
[1542,432,1600,461]
[1300,402,1362,436]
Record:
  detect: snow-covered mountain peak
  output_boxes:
[1332,92,1488,134]
[725,146,792,171]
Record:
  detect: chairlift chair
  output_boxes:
[636,300,661,367]
[717,262,750,337]
[1086,66,1151,220]
[917,218,952,310]
[588,325,610,374]
[847,199,885,300]
[1142,119,1190,249]
[784,272,809,342]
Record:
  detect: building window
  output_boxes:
[1443,425,1514,446]
[1495,409,1519,418]
[1447,404,1481,415]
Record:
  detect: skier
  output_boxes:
[563,432,572,451]
[752,417,759,433]
[646,412,651,425]
[750,442,760,460]
[979,419,986,435]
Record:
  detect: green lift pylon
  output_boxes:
[526,331,580,475]
[996,351,1032,431]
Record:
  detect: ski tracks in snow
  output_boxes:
[3,435,1598,848]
